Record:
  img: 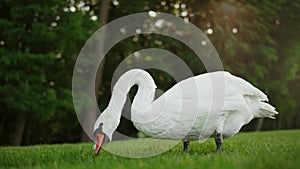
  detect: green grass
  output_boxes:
[1,130,299,169]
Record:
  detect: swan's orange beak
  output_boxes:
[94,134,104,155]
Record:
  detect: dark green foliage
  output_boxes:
[0,0,98,144]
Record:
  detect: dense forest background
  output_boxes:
[0,0,299,145]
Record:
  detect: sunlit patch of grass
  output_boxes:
[0,130,299,169]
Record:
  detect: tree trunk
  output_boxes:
[296,110,300,128]
[255,118,264,131]
[23,116,31,145]
[0,114,6,136]
[81,0,110,142]
[255,62,271,131]
[277,113,282,130]
[12,112,26,145]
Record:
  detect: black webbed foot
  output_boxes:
[215,133,223,153]
[183,140,190,153]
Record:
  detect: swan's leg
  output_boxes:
[215,133,223,153]
[183,140,190,153]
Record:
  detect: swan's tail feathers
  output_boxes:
[244,94,278,119]
[231,74,278,119]
[242,82,278,119]
[258,102,279,119]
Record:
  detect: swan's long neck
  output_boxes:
[98,69,156,136]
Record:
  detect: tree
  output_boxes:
[0,0,97,145]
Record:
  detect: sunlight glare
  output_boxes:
[148,11,157,17]
[207,28,213,34]
[232,28,238,33]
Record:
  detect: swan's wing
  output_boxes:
[137,72,227,139]
[135,80,206,139]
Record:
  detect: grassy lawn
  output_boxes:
[1,130,299,169]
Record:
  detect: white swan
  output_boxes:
[93,69,278,155]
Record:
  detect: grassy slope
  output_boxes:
[0,130,299,169]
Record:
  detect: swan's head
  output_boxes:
[93,111,115,155]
